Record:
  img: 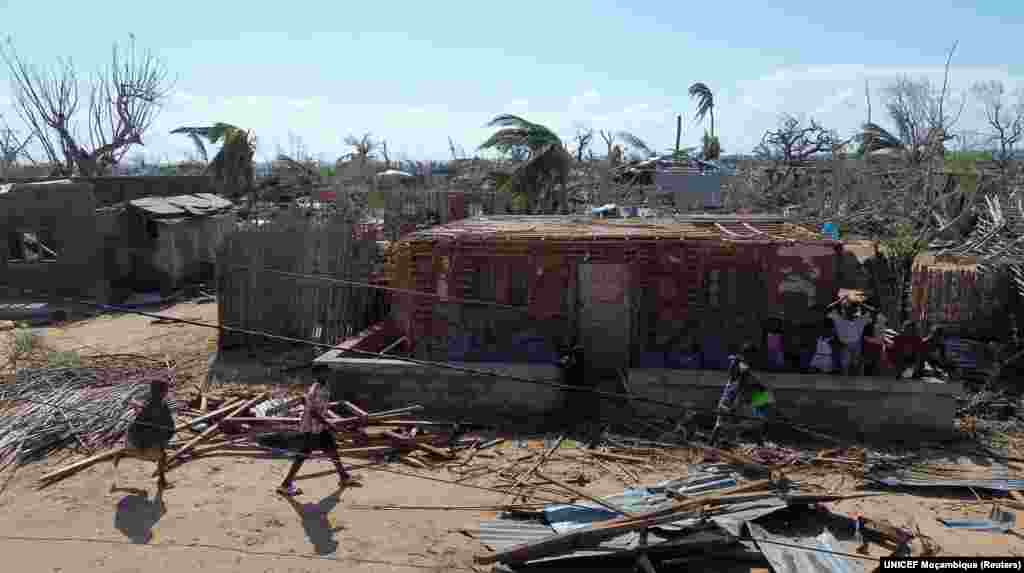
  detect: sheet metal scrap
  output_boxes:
[477,464,792,566]
[747,523,859,573]
[866,455,1024,492]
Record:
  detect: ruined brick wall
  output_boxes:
[392,238,839,367]
[0,182,109,301]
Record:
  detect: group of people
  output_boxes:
[115,365,359,499]
[808,297,953,379]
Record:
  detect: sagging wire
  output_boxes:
[25,292,849,438]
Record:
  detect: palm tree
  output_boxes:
[479,114,562,156]
[617,131,655,159]
[689,83,721,160]
[479,115,570,213]
[688,83,715,137]
[171,123,256,196]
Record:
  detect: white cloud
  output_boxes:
[5,64,1024,164]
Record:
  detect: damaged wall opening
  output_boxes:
[7,229,59,263]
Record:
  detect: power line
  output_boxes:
[29,292,843,437]
[221,262,543,314]
[7,394,585,508]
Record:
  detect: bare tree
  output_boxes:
[971,80,1024,172]
[1,35,171,176]
[862,43,964,165]
[343,133,377,165]
[447,136,466,160]
[756,115,841,163]
[0,114,33,176]
[572,125,593,162]
[599,130,616,159]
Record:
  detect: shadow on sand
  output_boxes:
[113,486,166,544]
[281,488,349,555]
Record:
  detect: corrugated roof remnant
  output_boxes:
[748,523,859,573]
[128,193,234,219]
[473,463,886,568]
[402,214,831,244]
[866,455,1024,491]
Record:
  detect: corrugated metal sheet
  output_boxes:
[867,459,1024,491]
[479,464,792,565]
[129,193,233,218]
[748,523,858,573]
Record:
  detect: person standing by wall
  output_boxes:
[710,343,769,446]
[826,298,873,376]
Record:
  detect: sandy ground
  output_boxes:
[1,303,1024,572]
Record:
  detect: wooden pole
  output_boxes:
[535,471,637,517]
[38,447,126,485]
[502,436,565,506]
[174,398,245,432]
[166,393,268,465]
[675,114,682,154]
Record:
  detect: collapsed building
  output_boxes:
[1,179,233,306]
[316,214,961,437]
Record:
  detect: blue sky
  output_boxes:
[1,0,1022,162]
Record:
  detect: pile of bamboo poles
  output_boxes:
[0,366,178,471]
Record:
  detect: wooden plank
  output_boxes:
[535,471,637,517]
[175,398,245,432]
[587,450,649,465]
[340,401,369,417]
[39,447,126,485]
[167,394,268,465]
[502,436,565,506]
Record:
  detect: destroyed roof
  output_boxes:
[402,214,832,243]
[128,193,234,218]
[938,192,1024,269]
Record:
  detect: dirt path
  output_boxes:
[2,305,1024,571]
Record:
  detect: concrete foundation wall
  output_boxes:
[316,358,564,422]
[312,351,958,438]
[627,369,961,439]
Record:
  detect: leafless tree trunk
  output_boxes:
[572,126,593,162]
[971,80,1024,176]
[599,130,615,159]
[0,114,33,177]
[1,35,171,176]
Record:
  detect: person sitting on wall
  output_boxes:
[808,318,838,373]
[861,310,891,377]
[890,321,925,379]
[919,326,953,379]
[763,317,786,371]
[826,297,874,376]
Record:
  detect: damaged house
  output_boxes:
[317,214,961,437]
[2,180,234,305]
